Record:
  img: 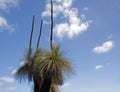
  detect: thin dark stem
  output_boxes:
[29,15,35,51]
[50,0,53,50]
[36,20,43,49]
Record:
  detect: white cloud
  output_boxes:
[43,20,50,24]
[95,65,104,70]
[0,0,19,10]
[42,0,73,17]
[42,0,91,39]
[0,16,15,32]
[11,69,17,75]
[54,22,90,38]
[93,41,114,54]
[0,0,19,32]
[20,61,26,66]
[61,82,72,88]
[0,76,15,83]
[6,87,16,91]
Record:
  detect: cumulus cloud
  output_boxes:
[42,0,73,17]
[42,0,91,39]
[0,0,19,32]
[95,65,104,70]
[93,41,114,54]
[11,69,17,75]
[0,16,15,32]
[20,61,26,66]
[6,87,16,91]
[0,0,19,10]
[0,76,15,83]
[43,20,50,24]
[61,82,72,88]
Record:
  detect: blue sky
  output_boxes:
[0,0,120,92]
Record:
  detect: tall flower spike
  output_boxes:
[27,15,35,61]
[50,0,53,50]
[36,20,43,49]
[29,15,35,51]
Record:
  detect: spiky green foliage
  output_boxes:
[36,44,74,85]
[15,48,43,82]
[34,49,44,63]
[15,62,32,82]
[16,48,60,92]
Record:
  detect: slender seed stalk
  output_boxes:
[29,15,35,51]
[36,20,43,49]
[27,15,35,61]
[50,0,53,50]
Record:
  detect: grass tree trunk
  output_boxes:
[39,78,52,92]
[33,77,40,92]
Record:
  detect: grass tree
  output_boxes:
[16,1,74,92]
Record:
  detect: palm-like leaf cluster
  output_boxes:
[16,45,73,92]
[36,45,73,85]
[15,48,43,82]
